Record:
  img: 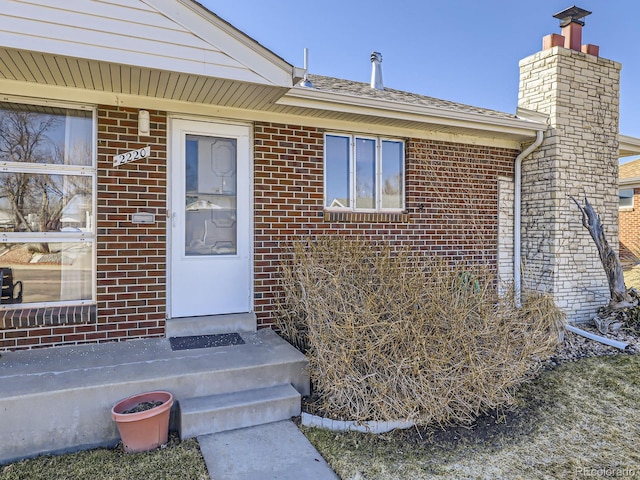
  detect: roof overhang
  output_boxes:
[276,87,547,143]
[619,134,640,158]
[0,0,300,109]
[620,176,640,188]
[0,47,291,110]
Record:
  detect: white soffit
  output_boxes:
[0,0,293,88]
[619,134,640,158]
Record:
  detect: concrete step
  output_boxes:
[178,384,301,439]
[0,329,309,464]
[165,312,257,338]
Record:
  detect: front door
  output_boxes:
[170,119,251,318]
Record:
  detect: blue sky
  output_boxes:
[201,1,640,139]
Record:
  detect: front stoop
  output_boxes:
[0,329,308,464]
[178,384,301,439]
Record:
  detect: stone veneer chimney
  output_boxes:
[517,6,621,323]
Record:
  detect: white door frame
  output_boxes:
[167,115,254,318]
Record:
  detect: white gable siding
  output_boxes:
[0,0,290,86]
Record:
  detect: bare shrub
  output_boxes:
[277,237,565,427]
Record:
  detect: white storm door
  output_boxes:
[170,119,251,318]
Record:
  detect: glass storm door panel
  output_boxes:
[185,135,237,256]
[170,119,251,318]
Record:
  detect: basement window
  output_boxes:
[324,133,404,211]
[619,188,634,209]
[0,101,95,308]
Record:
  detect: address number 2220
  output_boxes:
[113,146,151,166]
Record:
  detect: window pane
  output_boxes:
[0,102,92,166]
[185,135,237,256]
[0,242,92,304]
[620,188,634,208]
[381,140,404,209]
[325,135,350,208]
[355,138,376,209]
[0,174,92,233]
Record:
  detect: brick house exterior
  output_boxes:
[0,1,638,351]
[253,121,517,327]
[0,107,168,349]
[619,158,640,261]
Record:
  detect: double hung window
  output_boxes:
[0,101,95,306]
[324,134,404,211]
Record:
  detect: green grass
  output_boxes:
[0,435,209,480]
[303,354,640,480]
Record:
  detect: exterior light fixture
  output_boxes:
[138,110,150,136]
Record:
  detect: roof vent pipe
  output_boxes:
[370,52,384,90]
[299,48,313,88]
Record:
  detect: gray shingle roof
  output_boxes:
[306,74,518,120]
[620,157,640,179]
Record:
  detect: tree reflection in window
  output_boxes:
[0,105,92,236]
[0,102,94,305]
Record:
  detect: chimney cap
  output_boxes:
[553,5,592,27]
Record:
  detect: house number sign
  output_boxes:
[113,146,151,167]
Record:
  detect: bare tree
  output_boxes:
[570,195,638,331]
[0,109,90,252]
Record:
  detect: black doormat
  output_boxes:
[169,333,245,351]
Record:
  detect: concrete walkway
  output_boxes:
[198,420,339,480]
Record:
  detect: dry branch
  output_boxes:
[569,195,637,312]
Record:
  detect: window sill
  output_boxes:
[619,207,635,212]
[324,210,410,224]
[0,303,97,329]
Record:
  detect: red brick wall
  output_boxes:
[0,106,167,350]
[619,188,640,261]
[95,107,167,342]
[2,117,517,350]
[253,122,517,328]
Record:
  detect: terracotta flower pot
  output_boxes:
[111,390,173,453]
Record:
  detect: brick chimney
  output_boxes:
[517,6,621,323]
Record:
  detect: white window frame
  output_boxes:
[324,133,405,212]
[619,188,634,209]
[0,98,97,308]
